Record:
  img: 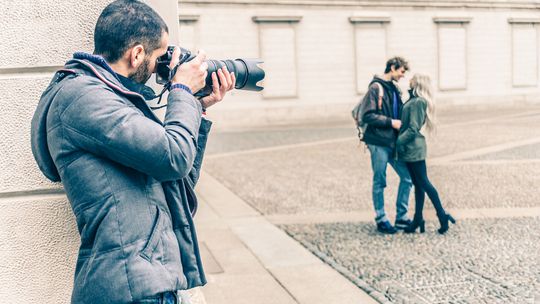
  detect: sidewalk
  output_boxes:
[193,172,377,304]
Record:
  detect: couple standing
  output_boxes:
[358,57,455,235]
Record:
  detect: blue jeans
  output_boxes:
[367,144,412,223]
[135,291,180,304]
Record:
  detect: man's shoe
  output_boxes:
[394,219,412,230]
[377,221,397,234]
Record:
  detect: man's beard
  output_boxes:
[129,57,152,84]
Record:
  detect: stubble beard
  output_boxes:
[129,57,152,84]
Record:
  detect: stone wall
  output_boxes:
[0,1,177,303]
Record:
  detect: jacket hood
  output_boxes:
[30,56,161,182]
[30,68,74,182]
[371,75,399,93]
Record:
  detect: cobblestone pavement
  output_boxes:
[282,217,540,304]
[204,107,540,214]
[470,142,540,160]
[205,105,540,156]
[203,104,540,303]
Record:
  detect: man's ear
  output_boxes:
[129,44,145,68]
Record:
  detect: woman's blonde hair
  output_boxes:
[411,73,436,134]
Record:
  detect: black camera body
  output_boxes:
[156,46,265,97]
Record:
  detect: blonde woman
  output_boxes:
[396,74,455,234]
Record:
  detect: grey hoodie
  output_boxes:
[31,55,209,303]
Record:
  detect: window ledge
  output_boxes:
[252,16,302,23]
[349,16,390,24]
[179,15,200,22]
[433,17,472,24]
[508,18,540,24]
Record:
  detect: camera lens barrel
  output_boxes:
[196,59,264,97]
[156,47,265,97]
[178,48,264,97]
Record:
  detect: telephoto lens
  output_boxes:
[156,47,265,97]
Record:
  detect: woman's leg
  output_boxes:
[408,160,455,233]
[406,162,425,222]
[408,160,445,217]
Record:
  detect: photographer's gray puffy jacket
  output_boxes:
[31,57,209,303]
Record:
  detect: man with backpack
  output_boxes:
[353,57,413,234]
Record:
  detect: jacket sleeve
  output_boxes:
[188,118,212,186]
[396,100,425,147]
[61,86,202,182]
[361,83,392,128]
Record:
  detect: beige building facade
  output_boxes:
[176,0,540,126]
[0,1,179,303]
[0,0,539,303]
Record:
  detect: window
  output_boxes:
[509,18,540,87]
[349,16,390,94]
[253,16,302,99]
[434,18,471,91]
[178,15,199,51]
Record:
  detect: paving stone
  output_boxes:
[204,107,540,215]
[204,141,540,215]
[281,217,540,304]
[203,105,540,304]
[206,107,540,158]
[469,142,540,160]
[206,123,356,155]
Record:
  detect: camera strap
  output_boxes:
[151,62,183,109]
[151,50,191,109]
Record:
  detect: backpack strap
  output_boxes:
[374,82,383,111]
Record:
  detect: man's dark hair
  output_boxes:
[384,57,409,73]
[94,0,169,63]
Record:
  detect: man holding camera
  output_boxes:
[31,0,234,303]
[362,57,413,234]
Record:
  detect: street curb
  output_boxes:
[196,171,378,304]
[284,233,391,304]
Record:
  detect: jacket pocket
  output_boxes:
[139,206,163,262]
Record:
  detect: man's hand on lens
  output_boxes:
[170,47,208,93]
[200,66,236,109]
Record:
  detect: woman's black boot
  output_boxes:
[437,213,456,234]
[404,219,425,233]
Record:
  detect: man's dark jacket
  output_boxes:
[31,56,210,304]
[361,76,404,148]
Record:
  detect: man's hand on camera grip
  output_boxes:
[171,49,208,93]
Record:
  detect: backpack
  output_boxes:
[351,82,384,140]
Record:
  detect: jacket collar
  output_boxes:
[65,54,162,124]
[372,75,398,92]
[73,52,159,100]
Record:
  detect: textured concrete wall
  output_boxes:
[0,1,111,301]
[177,1,540,127]
[0,2,100,68]
[0,0,111,194]
[0,1,177,303]
[0,197,79,303]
